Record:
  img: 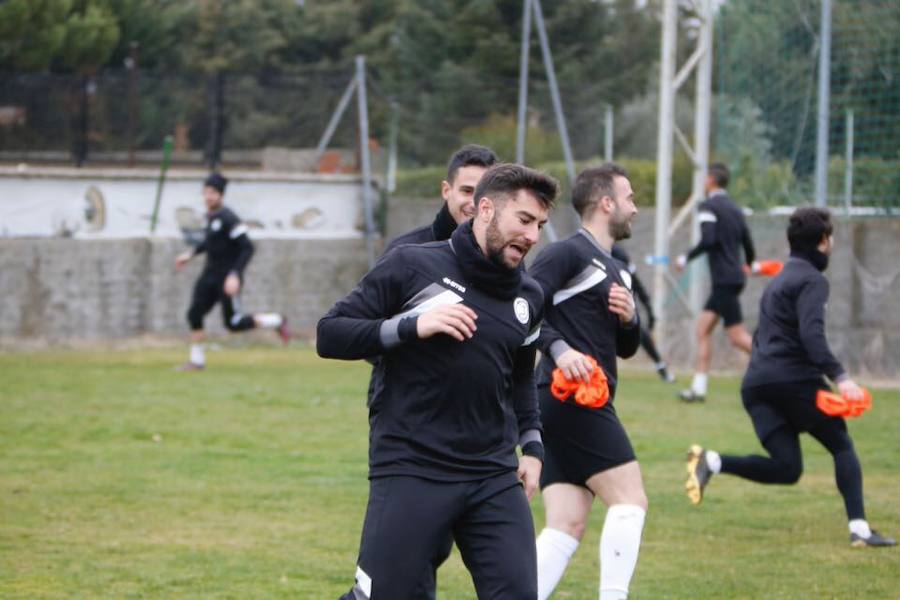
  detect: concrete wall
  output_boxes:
[2,193,899,379]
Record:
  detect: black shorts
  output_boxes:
[187,271,252,331]
[704,283,745,327]
[741,379,847,443]
[343,472,536,600]
[538,386,636,490]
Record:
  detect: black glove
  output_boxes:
[646,312,656,330]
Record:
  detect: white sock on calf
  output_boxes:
[849,519,871,539]
[536,527,580,600]
[255,313,283,329]
[599,504,646,600]
[190,344,205,366]
[691,373,708,396]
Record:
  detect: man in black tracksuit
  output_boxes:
[685,207,895,548]
[530,164,646,600]
[676,163,758,402]
[611,244,675,383]
[363,144,497,597]
[318,164,559,599]
[175,173,288,370]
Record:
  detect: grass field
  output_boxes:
[2,345,898,599]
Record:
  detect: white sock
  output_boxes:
[599,504,646,600]
[655,362,667,371]
[536,528,580,600]
[705,450,722,474]
[691,373,708,395]
[255,313,283,329]
[849,519,871,538]
[190,344,205,366]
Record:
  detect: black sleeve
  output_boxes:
[529,243,576,357]
[193,238,207,256]
[686,204,717,262]
[796,278,846,382]
[316,253,411,360]
[616,316,641,359]
[741,221,756,266]
[231,234,254,276]
[513,323,542,436]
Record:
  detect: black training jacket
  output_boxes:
[611,244,653,321]
[742,253,846,388]
[193,206,253,277]
[317,240,544,481]
[530,229,641,402]
[686,190,755,287]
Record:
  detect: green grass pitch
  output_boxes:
[2,346,898,598]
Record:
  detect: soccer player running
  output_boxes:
[611,244,675,383]
[675,163,757,402]
[530,163,645,600]
[362,144,497,598]
[318,164,558,599]
[685,207,895,548]
[174,173,289,371]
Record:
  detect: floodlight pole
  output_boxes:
[516,0,532,166]
[652,0,714,348]
[652,0,678,345]
[604,103,614,162]
[814,0,832,207]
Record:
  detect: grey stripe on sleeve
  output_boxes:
[549,339,573,362]
[519,429,542,447]
[379,317,404,349]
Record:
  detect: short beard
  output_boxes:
[609,204,631,241]
[485,214,516,270]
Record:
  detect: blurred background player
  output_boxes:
[174,173,289,370]
[685,207,895,548]
[318,164,557,599]
[611,243,675,383]
[675,163,758,402]
[530,164,646,600]
[384,144,498,251]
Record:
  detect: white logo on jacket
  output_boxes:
[513,297,530,325]
[619,269,633,290]
[210,218,222,231]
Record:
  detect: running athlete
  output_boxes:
[611,244,675,383]
[685,207,895,548]
[675,163,757,402]
[364,144,497,598]
[318,164,558,599]
[530,163,646,600]
[175,173,289,370]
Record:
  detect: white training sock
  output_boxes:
[706,450,722,474]
[691,373,708,395]
[599,504,646,600]
[849,519,871,538]
[255,313,283,329]
[536,528,580,600]
[190,343,205,366]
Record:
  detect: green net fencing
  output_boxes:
[714,0,899,213]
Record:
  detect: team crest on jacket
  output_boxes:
[513,297,530,325]
[211,218,222,231]
[619,269,633,290]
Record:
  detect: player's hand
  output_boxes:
[838,378,864,401]
[517,455,542,501]
[223,273,241,297]
[608,283,636,323]
[674,254,687,273]
[416,304,478,341]
[174,251,192,271]
[556,348,595,382]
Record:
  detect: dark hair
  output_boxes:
[788,206,833,251]
[447,144,499,183]
[204,172,228,194]
[473,163,558,210]
[571,162,629,217]
[708,163,730,188]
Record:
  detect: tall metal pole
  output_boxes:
[532,0,576,187]
[386,100,399,194]
[355,56,376,269]
[516,0,532,165]
[814,0,832,207]
[653,0,677,343]
[604,103,613,162]
[844,109,854,213]
[689,0,714,314]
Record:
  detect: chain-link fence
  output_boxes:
[714,0,899,212]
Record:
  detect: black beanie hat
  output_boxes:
[204,172,228,194]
